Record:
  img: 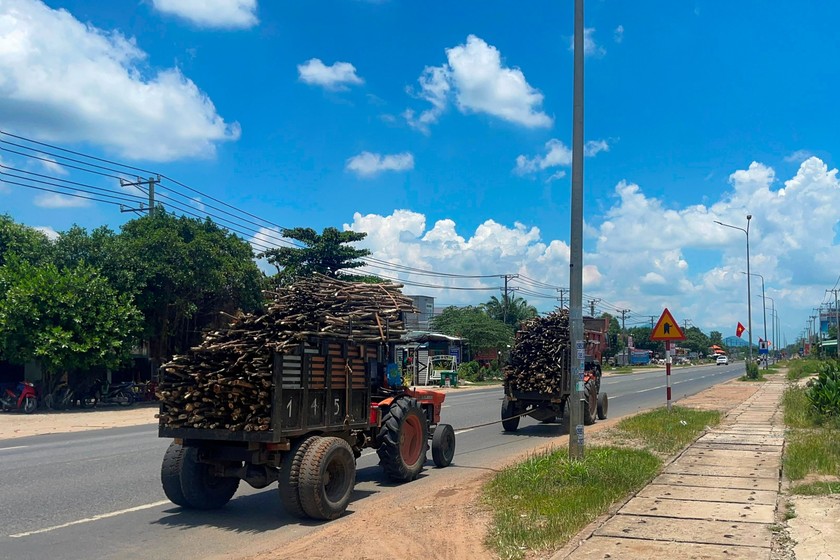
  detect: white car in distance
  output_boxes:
[716,355,729,366]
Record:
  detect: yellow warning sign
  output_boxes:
[650,308,686,341]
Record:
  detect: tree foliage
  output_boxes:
[0,214,52,267]
[481,295,537,328]
[0,258,141,375]
[431,306,513,354]
[259,227,370,284]
[118,213,266,362]
[709,330,723,346]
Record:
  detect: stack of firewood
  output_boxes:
[504,310,571,393]
[156,275,416,431]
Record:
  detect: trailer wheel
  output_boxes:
[501,396,520,432]
[279,435,321,518]
[597,392,609,420]
[376,397,428,482]
[298,437,356,520]
[161,442,188,507]
[431,424,455,468]
[179,446,240,510]
[583,381,597,426]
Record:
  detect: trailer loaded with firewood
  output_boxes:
[501,309,608,431]
[156,275,455,520]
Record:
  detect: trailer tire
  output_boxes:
[161,442,188,507]
[376,397,428,482]
[583,381,597,426]
[501,396,520,432]
[597,392,609,420]
[279,435,321,518]
[179,446,240,510]
[540,416,557,424]
[431,424,455,468]
[298,437,356,520]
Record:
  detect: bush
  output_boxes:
[458,360,484,382]
[807,362,840,417]
[788,359,826,381]
[745,361,760,380]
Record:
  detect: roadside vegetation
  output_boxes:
[482,406,721,560]
[783,359,840,495]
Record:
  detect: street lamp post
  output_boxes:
[764,296,776,360]
[745,272,767,369]
[715,215,753,365]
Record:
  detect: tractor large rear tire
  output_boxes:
[501,396,520,432]
[161,442,188,507]
[583,381,598,426]
[279,435,321,518]
[376,397,428,482]
[298,437,356,520]
[179,446,240,510]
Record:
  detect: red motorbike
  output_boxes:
[1,381,38,414]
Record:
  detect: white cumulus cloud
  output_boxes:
[152,0,258,29]
[33,192,90,208]
[298,58,364,91]
[614,25,624,43]
[346,152,414,177]
[405,35,551,132]
[515,139,609,176]
[0,0,240,161]
[570,28,606,57]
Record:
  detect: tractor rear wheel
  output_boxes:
[583,381,598,426]
[431,424,455,468]
[279,435,321,518]
[179,446,240,510]
[501,396,520,432]
[298,437,356,520]
[376,397,428,482]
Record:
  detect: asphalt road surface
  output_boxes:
[0,362,745,560]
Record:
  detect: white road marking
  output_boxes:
[0,445,28,452]
[9,500,171,538]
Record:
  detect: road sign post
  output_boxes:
[650,308,686,412]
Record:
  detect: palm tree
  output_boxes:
[482,295,538,328]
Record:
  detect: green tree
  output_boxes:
[259,227,370,284]
[0,214,52,267]
[709,330,723,346]
[481,295,538,328]
[0,258,141,378]
[627,326,663,354]
[118,213,265,363]
[431,306,514,354]
[51,225,141,294]
[683,326,711,355]
[602,312,623,359]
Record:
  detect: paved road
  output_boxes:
[0,362,744,560]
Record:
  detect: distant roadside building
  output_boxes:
[404,295,435,331]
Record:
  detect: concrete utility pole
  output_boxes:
[588,298,601,317]
[618,309,630,332]
[557,288,568,310]
[829,289,840,352]
[568,0,586,460]
[120,175,160,215]
[500,274,519,325]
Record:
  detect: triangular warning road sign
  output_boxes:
[650,308,686,341]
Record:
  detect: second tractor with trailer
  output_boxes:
[156,277,456,520]
[501,310,608,432]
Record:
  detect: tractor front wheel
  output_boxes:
[597,392,609,420]
[431,424,455,468]
[376,397,428,482]
[583,381,598,426]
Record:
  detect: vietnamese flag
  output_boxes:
[736,322,746,338]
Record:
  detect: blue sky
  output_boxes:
[2,0,840,348]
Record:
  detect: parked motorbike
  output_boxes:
[44,381,75,411]
[1,381,38,414]
[92,379,134,407]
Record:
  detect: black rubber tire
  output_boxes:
[23,396,37,414]
[540,416,557,424]
[161,441,189,507]
[278,435,321,518]
[583,381,597,426]
[179,446,240,509]
[501,396,520,432]
[117,390,133,407]
[298,437,356,520]
[431,424,456,468]
[376,397,429,482]
[597,392,609,420]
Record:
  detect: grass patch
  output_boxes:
[783,386,813,428]
[604,366,634,374]
[483,446,660,560]
[784,429,840,481]
[614,406,721,455]
[789,480,840,495]
[787,359,825,381]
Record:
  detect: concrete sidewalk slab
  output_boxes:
[566,536,770,559]
[595,515,772,547]
[618,496,776,523]
[652,472,780,491]
[663,462,779,478]
[636,484,777,505]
